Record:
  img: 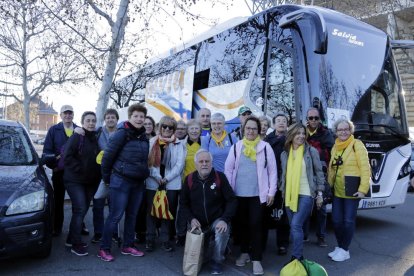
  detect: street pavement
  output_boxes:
[1,193,414,275]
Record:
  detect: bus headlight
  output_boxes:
[6,190,45,215]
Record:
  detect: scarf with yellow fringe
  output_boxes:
[285,144,304,212]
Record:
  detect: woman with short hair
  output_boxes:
[225,116,277,275]
[146,116,185,252]
[259,115,271,139]
[327,118,370,262]
[64,111,101,256]
[201,113,237,172]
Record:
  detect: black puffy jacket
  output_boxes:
[101,121,149,184]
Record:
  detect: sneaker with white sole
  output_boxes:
[252,261,264,275]
[331,248,350,262]
[328,247,340,258]
[121,247,145,257]
[235,253,250,267]
[98,249,115,262]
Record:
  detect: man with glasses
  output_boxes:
[43,105,78,236]
[233,106,252,140]
[303,107,334,247]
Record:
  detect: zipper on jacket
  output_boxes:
[202,182,209,225]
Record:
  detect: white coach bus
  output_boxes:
[113,5,414,209]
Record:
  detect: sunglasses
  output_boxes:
[161,124,174,130]
[307,116,320,121]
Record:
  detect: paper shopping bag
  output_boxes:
[183,228,204,276]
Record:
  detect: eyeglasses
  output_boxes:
[337,128,350,133]
[241,112,252,116]
[307,116,320,121]
[161,124,174,130]
[245,127,258,132]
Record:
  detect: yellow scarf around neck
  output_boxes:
[211,131,227,148]
[242,136,260,161]
[335,135,354,151]
[285,144,304,212]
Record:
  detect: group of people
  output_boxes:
[43,103,370,275]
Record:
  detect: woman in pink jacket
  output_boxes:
[225,116,277,275]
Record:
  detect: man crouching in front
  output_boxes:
[179,149,237,275]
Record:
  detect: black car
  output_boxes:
[0,120,53,259]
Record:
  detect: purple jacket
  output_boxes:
[224,140,278,203]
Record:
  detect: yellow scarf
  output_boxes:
[242,136,260,161]
[335,135,354,151]
[211,131,227,148]
[285,144,304,212]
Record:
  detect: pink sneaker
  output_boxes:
[98,249,115,262]
[121,247,145,257]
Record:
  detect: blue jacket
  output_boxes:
[101,122,149,185]
[43,122,78,170]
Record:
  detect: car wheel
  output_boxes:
[34,238,52,258]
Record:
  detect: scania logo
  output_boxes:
[365,143,380,148]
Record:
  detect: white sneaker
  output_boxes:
[331,248,350,262]
[252,261,264,275]
[328,247,340,258]
[235,253,251,267]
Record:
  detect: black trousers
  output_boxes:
[237,196,264,261]
[51,170,65,234]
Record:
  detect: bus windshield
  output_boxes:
[301,17,408,139]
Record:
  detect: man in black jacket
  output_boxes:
[179,149,237,275]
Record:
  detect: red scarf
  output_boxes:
[148,135,176,167]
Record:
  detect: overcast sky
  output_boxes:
[44,2,251,124]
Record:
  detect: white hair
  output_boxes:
[194,149,213,163]
[210,113,225,122]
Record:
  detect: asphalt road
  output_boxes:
[1,193,414,276]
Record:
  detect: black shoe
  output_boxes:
[145,240,154,252]
[317,237,328,247]
[52,230,62,237]
[278,246,288,256]
[71,244,88,256]
[162,242,173,252]
[81,223,89,236]
[135,233,146,244]
[91,233,102,243]
[175,235,185,247]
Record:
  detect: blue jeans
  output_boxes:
[331,196,360,251]
[65,182,96,245]
[101,175,145,250]
[303,203,327,239]
[92,197,105,235]
[204,218,230,264]
[286,195,314,259]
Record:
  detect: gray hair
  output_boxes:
[210,112,225,123]
[259,115,271,127]
[194,148,213,163]
[177,120,187,129]
[186,119,201,129]
[332,118,355,134]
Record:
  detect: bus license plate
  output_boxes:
[360,198,386,209]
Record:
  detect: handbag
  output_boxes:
[183,227,204,276]
[151,188,174,220]
[94,180,109,199]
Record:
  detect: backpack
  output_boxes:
[301,259,328,276]
[57,135,84,171]
[187,171,221,190]
[280,259,328,276]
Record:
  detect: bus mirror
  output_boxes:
[278,9,327,54]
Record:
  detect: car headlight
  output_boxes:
[6,190,45,215]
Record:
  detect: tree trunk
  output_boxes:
[95,0,129,125]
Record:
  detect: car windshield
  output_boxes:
[0,125,35,165]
